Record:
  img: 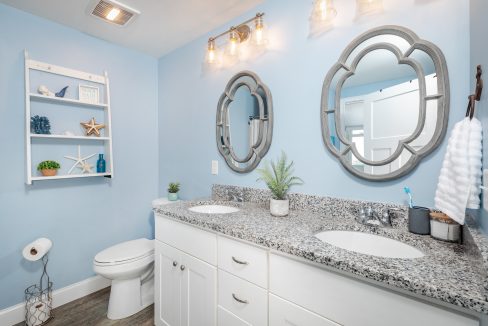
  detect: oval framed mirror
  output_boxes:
[216,71,273,173]
[321,25,450,181]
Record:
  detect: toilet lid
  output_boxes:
[95,238,154,264]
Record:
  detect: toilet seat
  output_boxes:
[94,238,154,266]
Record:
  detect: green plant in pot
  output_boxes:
[257,152,303,217]
[168,182,180,201]
[37,160,61,177]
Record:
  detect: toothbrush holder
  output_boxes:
[408,206,431,235]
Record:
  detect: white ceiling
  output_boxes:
[0,0,264,57]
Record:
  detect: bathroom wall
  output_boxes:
[158,0,470,206]
[470,0,488,233]
[0,4,159,309]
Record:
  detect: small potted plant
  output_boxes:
[37,160,61,177]
[257,152,303,216]
[168,182,180,201]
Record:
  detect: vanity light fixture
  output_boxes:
[89,0,140,26]
[355,0,384,18]
[309,0,337,37]
[204,13,267,69]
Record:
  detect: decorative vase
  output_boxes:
[270,198,289,217]
[96,154,106,173]
[41,169,57,177]
[168,192,178,201]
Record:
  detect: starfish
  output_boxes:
[64,146,96,174]
[81,117,105,136]
[80,160,94,174]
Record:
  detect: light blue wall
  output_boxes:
[470,0,488,233]
[158,0,470,207]
[0,4,159,309]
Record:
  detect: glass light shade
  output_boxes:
[356,0,384,17]
[252,15,268,47]
[224,29,240,65]
[205,39,217,64]
[309,0,337,37]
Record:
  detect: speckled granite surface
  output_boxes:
[154,186,488,315]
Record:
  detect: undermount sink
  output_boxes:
[315,230,424,259]
[188,205,240,214]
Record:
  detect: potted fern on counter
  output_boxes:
[257,152,303,216]
[167,182,180,201]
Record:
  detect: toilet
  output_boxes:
[93,238,154,320]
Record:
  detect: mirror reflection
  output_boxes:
[227,86,260,160]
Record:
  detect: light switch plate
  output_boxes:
[484,169,488,212]
[211,160,219,175]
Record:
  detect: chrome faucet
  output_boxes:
[358,206,396,227]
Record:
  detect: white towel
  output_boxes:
[435,117,482,225]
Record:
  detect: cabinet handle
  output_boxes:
[232,256,249,265]
[180,265,186,271]
[173,261,178,267]
[232,293,249,304]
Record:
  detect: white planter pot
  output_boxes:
[270,199,289,217]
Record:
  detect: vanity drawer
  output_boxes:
[218,270,267,326]
[155,214,217,265]
[218,236,268,288]
[269,254,478,326]
[218,305,251,326]
[269,294,341,326]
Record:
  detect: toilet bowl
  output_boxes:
[93,238,154,320]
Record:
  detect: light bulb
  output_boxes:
[320,0,328,20]
[106,8,121,21]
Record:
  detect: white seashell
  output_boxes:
[38,85,54,97]
[62,130,75,136]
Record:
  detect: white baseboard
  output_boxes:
[0,275,111,326]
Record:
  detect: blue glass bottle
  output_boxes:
[97,154,106,173]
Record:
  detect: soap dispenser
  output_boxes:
[97,154,106,173]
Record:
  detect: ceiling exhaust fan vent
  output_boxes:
[90,0,140,26]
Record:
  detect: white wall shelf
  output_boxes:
[31,134,110,141]
[25,50,114,185]
[30,93,108,109]
[31,173,112,181]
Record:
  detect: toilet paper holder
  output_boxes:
[24,254,54,326]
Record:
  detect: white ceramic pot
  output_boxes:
[270,198,289,217]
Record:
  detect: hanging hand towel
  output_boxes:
[435,117,482,225]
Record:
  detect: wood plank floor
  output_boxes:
[15,287,154,326]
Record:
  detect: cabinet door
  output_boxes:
[181,250,217,326]
[269,294,340,326]
[155,240,182,326]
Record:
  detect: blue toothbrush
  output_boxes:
[403,186,413,208]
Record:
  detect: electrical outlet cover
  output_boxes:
[211,160,219,175]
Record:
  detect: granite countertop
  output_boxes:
[154,200,488,314]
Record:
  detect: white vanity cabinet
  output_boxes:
[154,214,481,326]
[154,240,217,326]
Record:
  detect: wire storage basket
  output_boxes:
[24,255,54,326]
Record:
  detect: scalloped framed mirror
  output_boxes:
[321,25,450,181]
[216,71,273,173]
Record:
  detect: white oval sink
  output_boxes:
[315,231,424,259]
[188,205,240,214]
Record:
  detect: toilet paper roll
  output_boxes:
[22,238,52,261]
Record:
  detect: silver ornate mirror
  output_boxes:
[321,25,450,181]
[217,71,273,173]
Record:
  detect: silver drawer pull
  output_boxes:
[232,256,249,265]
[180,265,186,271]
[173,261,178,267]
[232,293,249,304]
